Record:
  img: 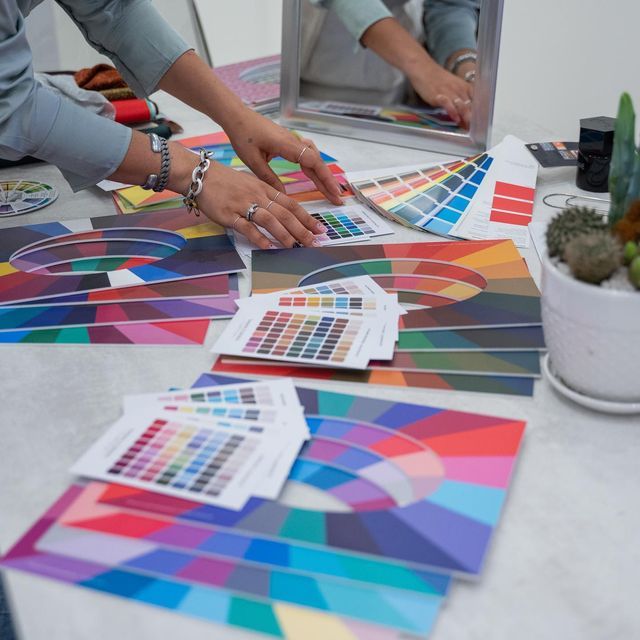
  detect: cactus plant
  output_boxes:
[630,256,640,289]
[563,231,622,284]
[609,92,637,227]
[546,206,607,257]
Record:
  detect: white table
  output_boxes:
[1,95,638,640]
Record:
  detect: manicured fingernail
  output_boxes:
[315,222,327,232]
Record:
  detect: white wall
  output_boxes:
[493,0,640,139]
[25,0,639,139]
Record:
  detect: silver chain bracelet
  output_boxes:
[183,149,213,216]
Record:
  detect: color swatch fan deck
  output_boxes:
[0,179,58,217]
[350,135,538,247]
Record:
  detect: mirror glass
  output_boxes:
[281,0,503,154]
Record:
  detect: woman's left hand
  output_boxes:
[224,110,344,205]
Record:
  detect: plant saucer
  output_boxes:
[543,354,640,415]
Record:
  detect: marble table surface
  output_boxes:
[0,95,638,640]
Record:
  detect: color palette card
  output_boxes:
[450,136,538,248]
[212,307,382,370]
[70,409,299,510]
[232,204,393,257]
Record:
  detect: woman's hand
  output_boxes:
[407,61,473,128]
[189,157,328,250]
[224,110,344,205]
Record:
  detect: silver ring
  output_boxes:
[296,145,310,163]
[245,203,259,222]
[231,215,242,231]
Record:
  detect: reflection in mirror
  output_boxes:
[300,0,479,131]
[281,0,503,154]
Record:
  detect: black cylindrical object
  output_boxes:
[576,116,615,192]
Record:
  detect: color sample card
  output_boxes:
[0,209,245,305]
[0,319,212,346]
[251,240,542,331]
[211,358,535,396]
[0,179,58,217]
[71,410,291,510]
[213,308,380,369]
[215,55,281,109]
[526,141,579,167]
[109,377,528,576]
[451,136,538,248]
[0,485,434,640]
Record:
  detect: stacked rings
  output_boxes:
[245,203,259,222]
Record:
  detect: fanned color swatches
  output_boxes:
[0,179,58,217]
[350,135,538,247]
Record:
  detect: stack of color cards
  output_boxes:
[112,131,351,215]
[0,208,246,346]
[212,276,405,369]
[232,203,394,257]
[71,378,309,509]
[212,239,546,397]
[349,135,538,248]
[1,373,528,639]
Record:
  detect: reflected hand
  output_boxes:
[195,160,327,250]
[409,63,473,129]
[224,110,343,205]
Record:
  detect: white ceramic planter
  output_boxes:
[541,259,640,402]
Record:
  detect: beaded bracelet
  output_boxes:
[183,149,213,216]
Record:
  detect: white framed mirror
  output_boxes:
[280,0,504,155]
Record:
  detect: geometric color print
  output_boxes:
[103,379,527,575]
[210,358,536,396]
[0,179,58,217]
[218,348,542,377]
[0,209,244,304]
[252,239,541,330]
[351,152,493,237]
[0,319,212,346]
[0,485,435,640]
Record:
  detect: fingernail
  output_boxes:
[312,239,322,247]
[268,243,278,249]
[315,222,327,233]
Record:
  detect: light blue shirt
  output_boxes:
[0,0,190,190]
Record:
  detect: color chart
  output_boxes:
[0,319,212,346]
[214,308,373,369]
[71,411,268,510]
[0,209,244,305]
[103,378,527,576]
[0,179,58,217]
[0,484,434,640]
[251,240,542,330]
[350,153,493,237]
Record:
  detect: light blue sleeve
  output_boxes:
[0,0,131,191]
[308,0,392,41]
[423,0,480,67]
[56,0,192,97]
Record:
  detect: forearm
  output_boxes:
[108,130,199,196]
[157,50,249,131]
[360,17,437,84]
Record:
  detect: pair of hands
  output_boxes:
[192,111,343,250]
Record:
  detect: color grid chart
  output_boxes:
[162,402,281,423]
[351,153,493,237]
[0,179,58,217]
[213,307,375,369]
[450,135,539,248]
[124,378,301,412]
[71,411,268,510]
